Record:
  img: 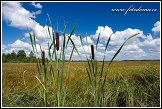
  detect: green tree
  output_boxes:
[10,51,17,62]
[6,53,11,62]
[2,53,7,63]
[17,50,26,61]
[29,51,34,58]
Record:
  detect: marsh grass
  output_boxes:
[2,61,160,107]
[29,15,80,107]
[79,32,140,106]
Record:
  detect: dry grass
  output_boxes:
[2,61,160,107]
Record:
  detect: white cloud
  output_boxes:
[2,2,51,39]
[32,10,42,16]
[83,36,93,44]
[91,26,144,46]
[152,21,160,32]
[3,40,32,56]
[8,39,31,48]
[91,26,113,41]
[2,44,7,49]
[110,28,144,46]
[31,2,42,9]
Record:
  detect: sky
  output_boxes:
[2,1,161,61]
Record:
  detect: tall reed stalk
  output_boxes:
[80,32,140,106]
[29,15,80,107]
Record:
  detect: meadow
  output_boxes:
[2,61,160,107]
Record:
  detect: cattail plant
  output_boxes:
[42,50,45,65]
[80,32,140,106]
[91,44,94,60]
[56,32,60,51]
[29,31,49,106]
[30,14,80,107]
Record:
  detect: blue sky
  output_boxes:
[2,2,160,60]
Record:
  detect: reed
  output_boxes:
[80,32,140,106]
[29,15,80,107]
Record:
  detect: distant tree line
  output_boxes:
[2,50,48,63]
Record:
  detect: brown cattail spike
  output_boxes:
[56,32,59,51]
[91,44,94,60]
[42,50,45,65]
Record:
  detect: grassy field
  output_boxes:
[2,61,160,107]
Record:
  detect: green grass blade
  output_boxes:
[108,33,139,66]
[86,33,88,45]
[79,35,83,46]
[66,21,78,47]
[33,32,37,53]
[29,32,34,52]
[67,46,74,72]
[68,36,81,59]
[48,42,54,80]
[109,41,126,66]
[47,24,52,41]
[86,67,92,87]
[128,33,140,40]
[96,32,101,50]
[69,47,74,62]
[47,13,52,27]
[105,33,113,51]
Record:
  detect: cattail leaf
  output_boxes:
[52,30,57,60]
[85,33,88,45]
[100,55,105,79]
[79,35,89,61]
[62,24,67,54]
[66,21,78,47]
[86,67,92,87]
[98,55,105,92]
[35,76,47,91]
[96,32,101,50]
[67,46,74,72]
[33,32,37,53]
[47,24,52,41]
[69,46,74,62]
[29,32,34,52]
[87,59,92,76]
[109,41,126,66]
[128,33,140,40]
[108,33,139,67]
[105,33,113,51]
[48,42,54,80]
[79,35,83,45]
[68,36,81,59]
[47,13,52,27]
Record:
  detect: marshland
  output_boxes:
[2,61,160,107]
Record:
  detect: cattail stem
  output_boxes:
[56,32,60,51]
[91,44,94,60]
[42,50,45,65]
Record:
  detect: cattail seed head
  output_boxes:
[42,50,45,65]
[56,32,59,51]
[91,44,94,60]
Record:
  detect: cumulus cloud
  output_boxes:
[31,2,42,9]
[2,2,51,39]
[91,26,145,46]
[2,40,32,56]
[91,26,113,41]
[82,36,93,44]
[32,10,42,17]
[8,39,31,48]
[152,21,160,32]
